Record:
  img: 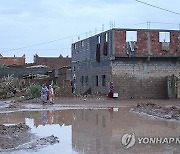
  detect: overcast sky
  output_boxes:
[0,0,179,63]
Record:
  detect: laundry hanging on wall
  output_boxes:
[103,42,108,56]
[96,43,100,62]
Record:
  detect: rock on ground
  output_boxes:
[0,123,59,153]
[131,103,180,121]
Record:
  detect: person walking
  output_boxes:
[48,85,54,104]
[41,84,49,103]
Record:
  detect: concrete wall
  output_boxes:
[57,67,73,96]
[72,30,113,95]
[177,80,180,99]
[111,58,180,99]
[72,28,180,98]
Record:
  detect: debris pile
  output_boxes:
[0,123,59,152]
[19,135,59,150]
[0,123,30,150]
[131,103,180,121]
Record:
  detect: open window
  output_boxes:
[96,76,98,87]
[159,32,170,51]
[126,31,137,57]
[74,43,77,50]
[103,33,108,56]
[105,33,108,42]
[126,31,137,42]
[85,76,89,86]
[159,32,170,42]
[102,75,106,86]
[97,35,101,44]
[81,40,84,47]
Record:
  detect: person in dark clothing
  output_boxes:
[108,82,114,98]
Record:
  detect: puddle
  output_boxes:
[0,107,179,154]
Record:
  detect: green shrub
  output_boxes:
[27,84,41,98]
[0,75,26,94]
[0,63,7,68]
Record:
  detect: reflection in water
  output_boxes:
[0,108,179,154]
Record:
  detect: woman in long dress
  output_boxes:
[108,82,114,98]
[48,85,54,104]
[41,84,48,103]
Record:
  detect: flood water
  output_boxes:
[0,107,179,154]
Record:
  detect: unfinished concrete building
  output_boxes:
[71,28,180,99]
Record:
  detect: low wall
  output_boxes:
[0,67,48,78]
[112,58,180,99]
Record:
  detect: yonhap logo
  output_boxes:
[122,133,136,149]
[122,133,180,149]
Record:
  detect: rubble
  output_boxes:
[0,123,31,150]
[0,123,59,152]
[131,103,180,121]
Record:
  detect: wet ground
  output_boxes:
[0,98,180,154]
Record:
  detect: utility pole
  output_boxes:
[147,21,150,29]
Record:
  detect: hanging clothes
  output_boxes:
[103,42,108,56]
[96,43,100,63]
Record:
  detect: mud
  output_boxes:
[0,123,59,153]
[0,98,180,154]
[131,103,180,121]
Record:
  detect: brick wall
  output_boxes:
[114,30,126,56]
[114,29,180,57]
[111,58,180,99]
[169,32,180,56]
[34,55,71,70]
[136,31,148,56]
[0,56,25,66]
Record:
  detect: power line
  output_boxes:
[0,28,107,54]
[0,32,87,54]
[135,0,180,16]
[1,21,180,55]
[122,22,147,28]
[150,21,179,25]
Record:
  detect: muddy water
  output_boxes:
[0,107,179,154]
